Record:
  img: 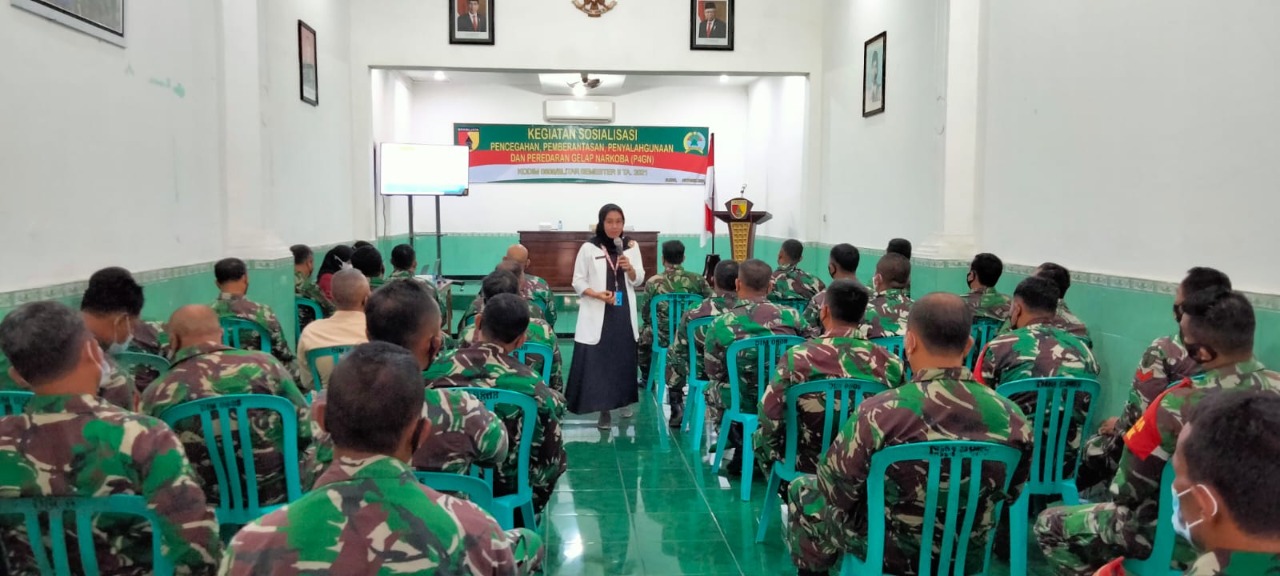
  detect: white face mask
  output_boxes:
[107,316,134,355]
[93,344,112,389]
[1171,484,1218,548]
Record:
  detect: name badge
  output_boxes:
[614,291,623,306]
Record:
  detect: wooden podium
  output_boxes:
[713,197,772,261]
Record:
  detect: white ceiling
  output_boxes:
[398,69,761,96]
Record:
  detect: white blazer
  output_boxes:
[572,240,645,345]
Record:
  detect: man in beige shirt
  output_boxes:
[298,269,371,390]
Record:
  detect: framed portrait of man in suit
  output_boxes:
[690,0,733,51]
[863,31,887,117]
[449,0,494,45]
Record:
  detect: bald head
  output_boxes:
[331,268,371,311]
[907,293,973,358]
[505,244,530,267]
[168,305,223,349]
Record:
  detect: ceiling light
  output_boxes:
[572,84,588,98]
[719,74,730,83]
[433,71,447,81]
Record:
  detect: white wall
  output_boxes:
[817,0,948,248]
[388,81,749,237]
[981,0,1280,291]
[0,0,223,291]
[746,77,810,239]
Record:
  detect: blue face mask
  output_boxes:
[1171,484,1217,548]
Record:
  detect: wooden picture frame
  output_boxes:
[10,0,125,46]
[863,31,887,117]
[690,0,733,51]
[450,0,495,45]
[298,20,319,106]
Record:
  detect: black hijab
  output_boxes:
[591,204,630,254]
[317,245,354,277]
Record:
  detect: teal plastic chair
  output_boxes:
[112,351,171,378]
[646,293,705,404]
[512,342,555,385]
[871,336,912,380]
[158,394,303,529]
[0,495,175,576]
[682,316,718,452]
[295,297,325,341]
[453,387,538,531]
[712,334,804,501]
[305,345,353,397]
[756,378,889,542]
[0,390,35,416]
[415,471,496,512]
[1122,461,1183,576]
[531,298,549,323]
[771,297,810,314]
[964,318,1003,370]
[219,317,272,353]
[839,441,1023,576]
[996,377,1101,576]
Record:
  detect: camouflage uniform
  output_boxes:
[786,367,1033,574]
[1056,301,1093,347]
[294,269,335,317]
[858,289,913,340]
[0,394,220,575]
[524,273,557,330]
[703,297,807,428]
[387,270,450,329]
[637,265,711,382]
[1079,334,1199,491]
[458,297,546,335]
[425,342,568,511]
[801,290,828,337]
[964,287,1013,322]
[139,342,314,505]
[210,293,303,387]
[127,319,171,393]
[0,351,138,411]
[218,454,544,575]
[306,387,510,488]
[1035,358,1280,576]
[755,326,906,475]
[458,315,564,392]
[1184,550,1280,575]
[769,264,826,302]
[664,291,736,401]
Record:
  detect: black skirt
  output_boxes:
[566,271,639,414]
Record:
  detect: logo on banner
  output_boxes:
[728,197,752,220]
[573,0,617,17]
[456,129,481,151]
[683,131,708,154]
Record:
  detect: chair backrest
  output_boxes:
[305,345,353,393]
[1123,461,1183,575]
[218,317,272,353]
[530,298,549,321]
[415,471,495,511]
[157,394,302,525]
[771,298,809,315]
[863,441,1022,576]
[0,390,35,416]
[725,335,805,413]
[295,297,324,341]
[648,293,705,351]
[871,336,911,379]
[0,495,175,576]
[452,387,537,499]
[112,352,171,379]
[994,377,1101,490]
[964,318,1003,370]
[686,315,717,384]
[783,378,889,465]
[512,342,554,385]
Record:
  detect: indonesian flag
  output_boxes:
[702,134,715,247]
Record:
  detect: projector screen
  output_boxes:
[378,143,470,196]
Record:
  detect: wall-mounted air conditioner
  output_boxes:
[544,100,615,124]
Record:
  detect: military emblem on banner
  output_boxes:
[682,131,708,154]
[573,0,617,17]
[727,197,753,220]
[456,129,481,151]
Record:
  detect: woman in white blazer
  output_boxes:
[566,204,646,429]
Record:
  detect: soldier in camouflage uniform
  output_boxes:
[664,259,738,428]
[140,305,314,505]
[426,293,568,511]
[802,243,862,336]
[458,269,565,391]
[507,243,558,329]
[963,253,1013,321]
[78,266,146,410]
[457,254,551,333]
[756,279,906,476]
[1037,262,1093,346]
[219,342,543,576]
[637,240,712,384]
[350,245,386,289]
[386,243,451,329]
[769,238,826,303]
[704,259,807,470]
[859,252,914,340]
[210,258,304,387]
[291,244,335,325]
[1079,267,1231,492]
[0,301,221,575]
[786,294,1032,575]
[308,279,509,485]
[1036,289,1280,575]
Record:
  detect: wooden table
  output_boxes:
[519,231,660,292]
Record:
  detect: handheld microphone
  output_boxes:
[613,237,626,302]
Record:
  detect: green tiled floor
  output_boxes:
[545,341,1057,575]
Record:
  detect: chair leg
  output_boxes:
[521,502,537,532]
[711,416,732,473]
[494,503,515,532]
[755,470,781,542]
[682,386,695,432]
[1008,492,1030,576]
[689,393,706,452]
[740,421,757,501]
[653,350,667,404]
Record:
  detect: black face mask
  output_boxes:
[1180,330,1217,365]
[1173,304,1183,324]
